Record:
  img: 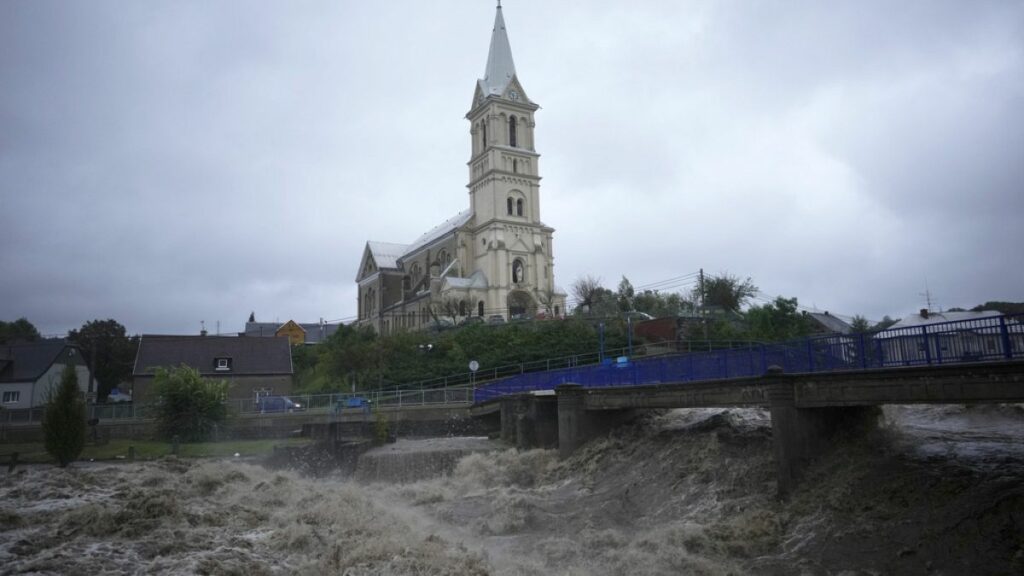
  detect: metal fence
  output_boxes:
[5,314,1019,423]
[474,313,1024,402]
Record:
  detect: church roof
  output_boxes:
[404,209,473,256]
[367,241,408,270]
[479,4,517,97]
[444,270,489,290]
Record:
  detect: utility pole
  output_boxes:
[699,268,708,340]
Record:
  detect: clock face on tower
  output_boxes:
[508,90,519,101]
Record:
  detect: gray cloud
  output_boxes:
[2,0,1022,336]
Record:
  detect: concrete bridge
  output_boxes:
[471,360,1024,495]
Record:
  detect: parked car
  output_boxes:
[486,315,506,325]
[333,396,372,415]
[256,395,304,414]
[106,388,132,403]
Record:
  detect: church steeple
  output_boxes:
[481,2,517,98]
[466,1,542,231]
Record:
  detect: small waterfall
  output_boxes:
[354,437,499,483]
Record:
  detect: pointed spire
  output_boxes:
[481,2,517,97]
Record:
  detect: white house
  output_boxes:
[0,340,91,410]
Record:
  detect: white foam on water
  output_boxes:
[3,405,1023,574]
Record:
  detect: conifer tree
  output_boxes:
[42,364,87,467]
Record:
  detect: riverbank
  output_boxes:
[0,437,313,464]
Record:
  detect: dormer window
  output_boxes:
[215,357,232,371]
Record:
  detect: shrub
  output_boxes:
[151,365,229,442]
[42,364,87,467]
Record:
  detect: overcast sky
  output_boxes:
[2,0,1022,336]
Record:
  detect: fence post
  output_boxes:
[1000,316,1013,359]
[806,339,815,372]
[922,327,932,365]
[858,333,867,370]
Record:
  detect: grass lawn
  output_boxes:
[0,437,314,465]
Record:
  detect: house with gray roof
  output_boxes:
[243,319,340,345]
[876,309,1023,364]
[0,340,91,409]
[131,335,293,404]
[803,311,854,335]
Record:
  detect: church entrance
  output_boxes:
[507,290,536,320]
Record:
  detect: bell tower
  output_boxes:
[466,2,541,228]
[462,2,564,320]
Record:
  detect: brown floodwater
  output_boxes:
[1,405,1022,575]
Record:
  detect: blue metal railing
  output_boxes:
[474,313,1024,403]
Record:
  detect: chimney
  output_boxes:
[920,308,929,319]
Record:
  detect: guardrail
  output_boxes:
[474,313,1024,402]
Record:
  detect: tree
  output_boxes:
[67,319,139,402]
[746,296,809,342]
[616,276,635,313]
[151,366,229,442]
[433,297,464,325]
[0,318,41,344]
[317,324,381,392]
[42,364,87,467]
[570,275,604,314]
[633,290,695,318]
[873,315,898,331]
[971,302,1024,315]
[850,315,871,333]
[696,273,758,313]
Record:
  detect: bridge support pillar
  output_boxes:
[499,394,559,449]
[556,384,634,458]
[499,395,518,443]
[769,382,879,497]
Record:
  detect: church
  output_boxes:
[356,4,566,334]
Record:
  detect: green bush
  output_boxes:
[151,365,229,442]
[374,410,390,444]
[42,364,87,467]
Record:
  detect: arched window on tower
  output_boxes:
[513,159,517,173]
[516,198,524,217]
[481,121,487,152]
[509,116,517,147]
[507,197,514,215]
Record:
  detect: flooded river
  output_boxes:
[1,406,1022,575]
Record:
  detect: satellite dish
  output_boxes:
[469,360,480,372]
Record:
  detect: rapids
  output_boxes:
[1,406,1022,575]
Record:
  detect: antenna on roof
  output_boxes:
[919,279,935,313]
[200,320,207,337]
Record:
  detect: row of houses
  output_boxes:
[0,316,326,410]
